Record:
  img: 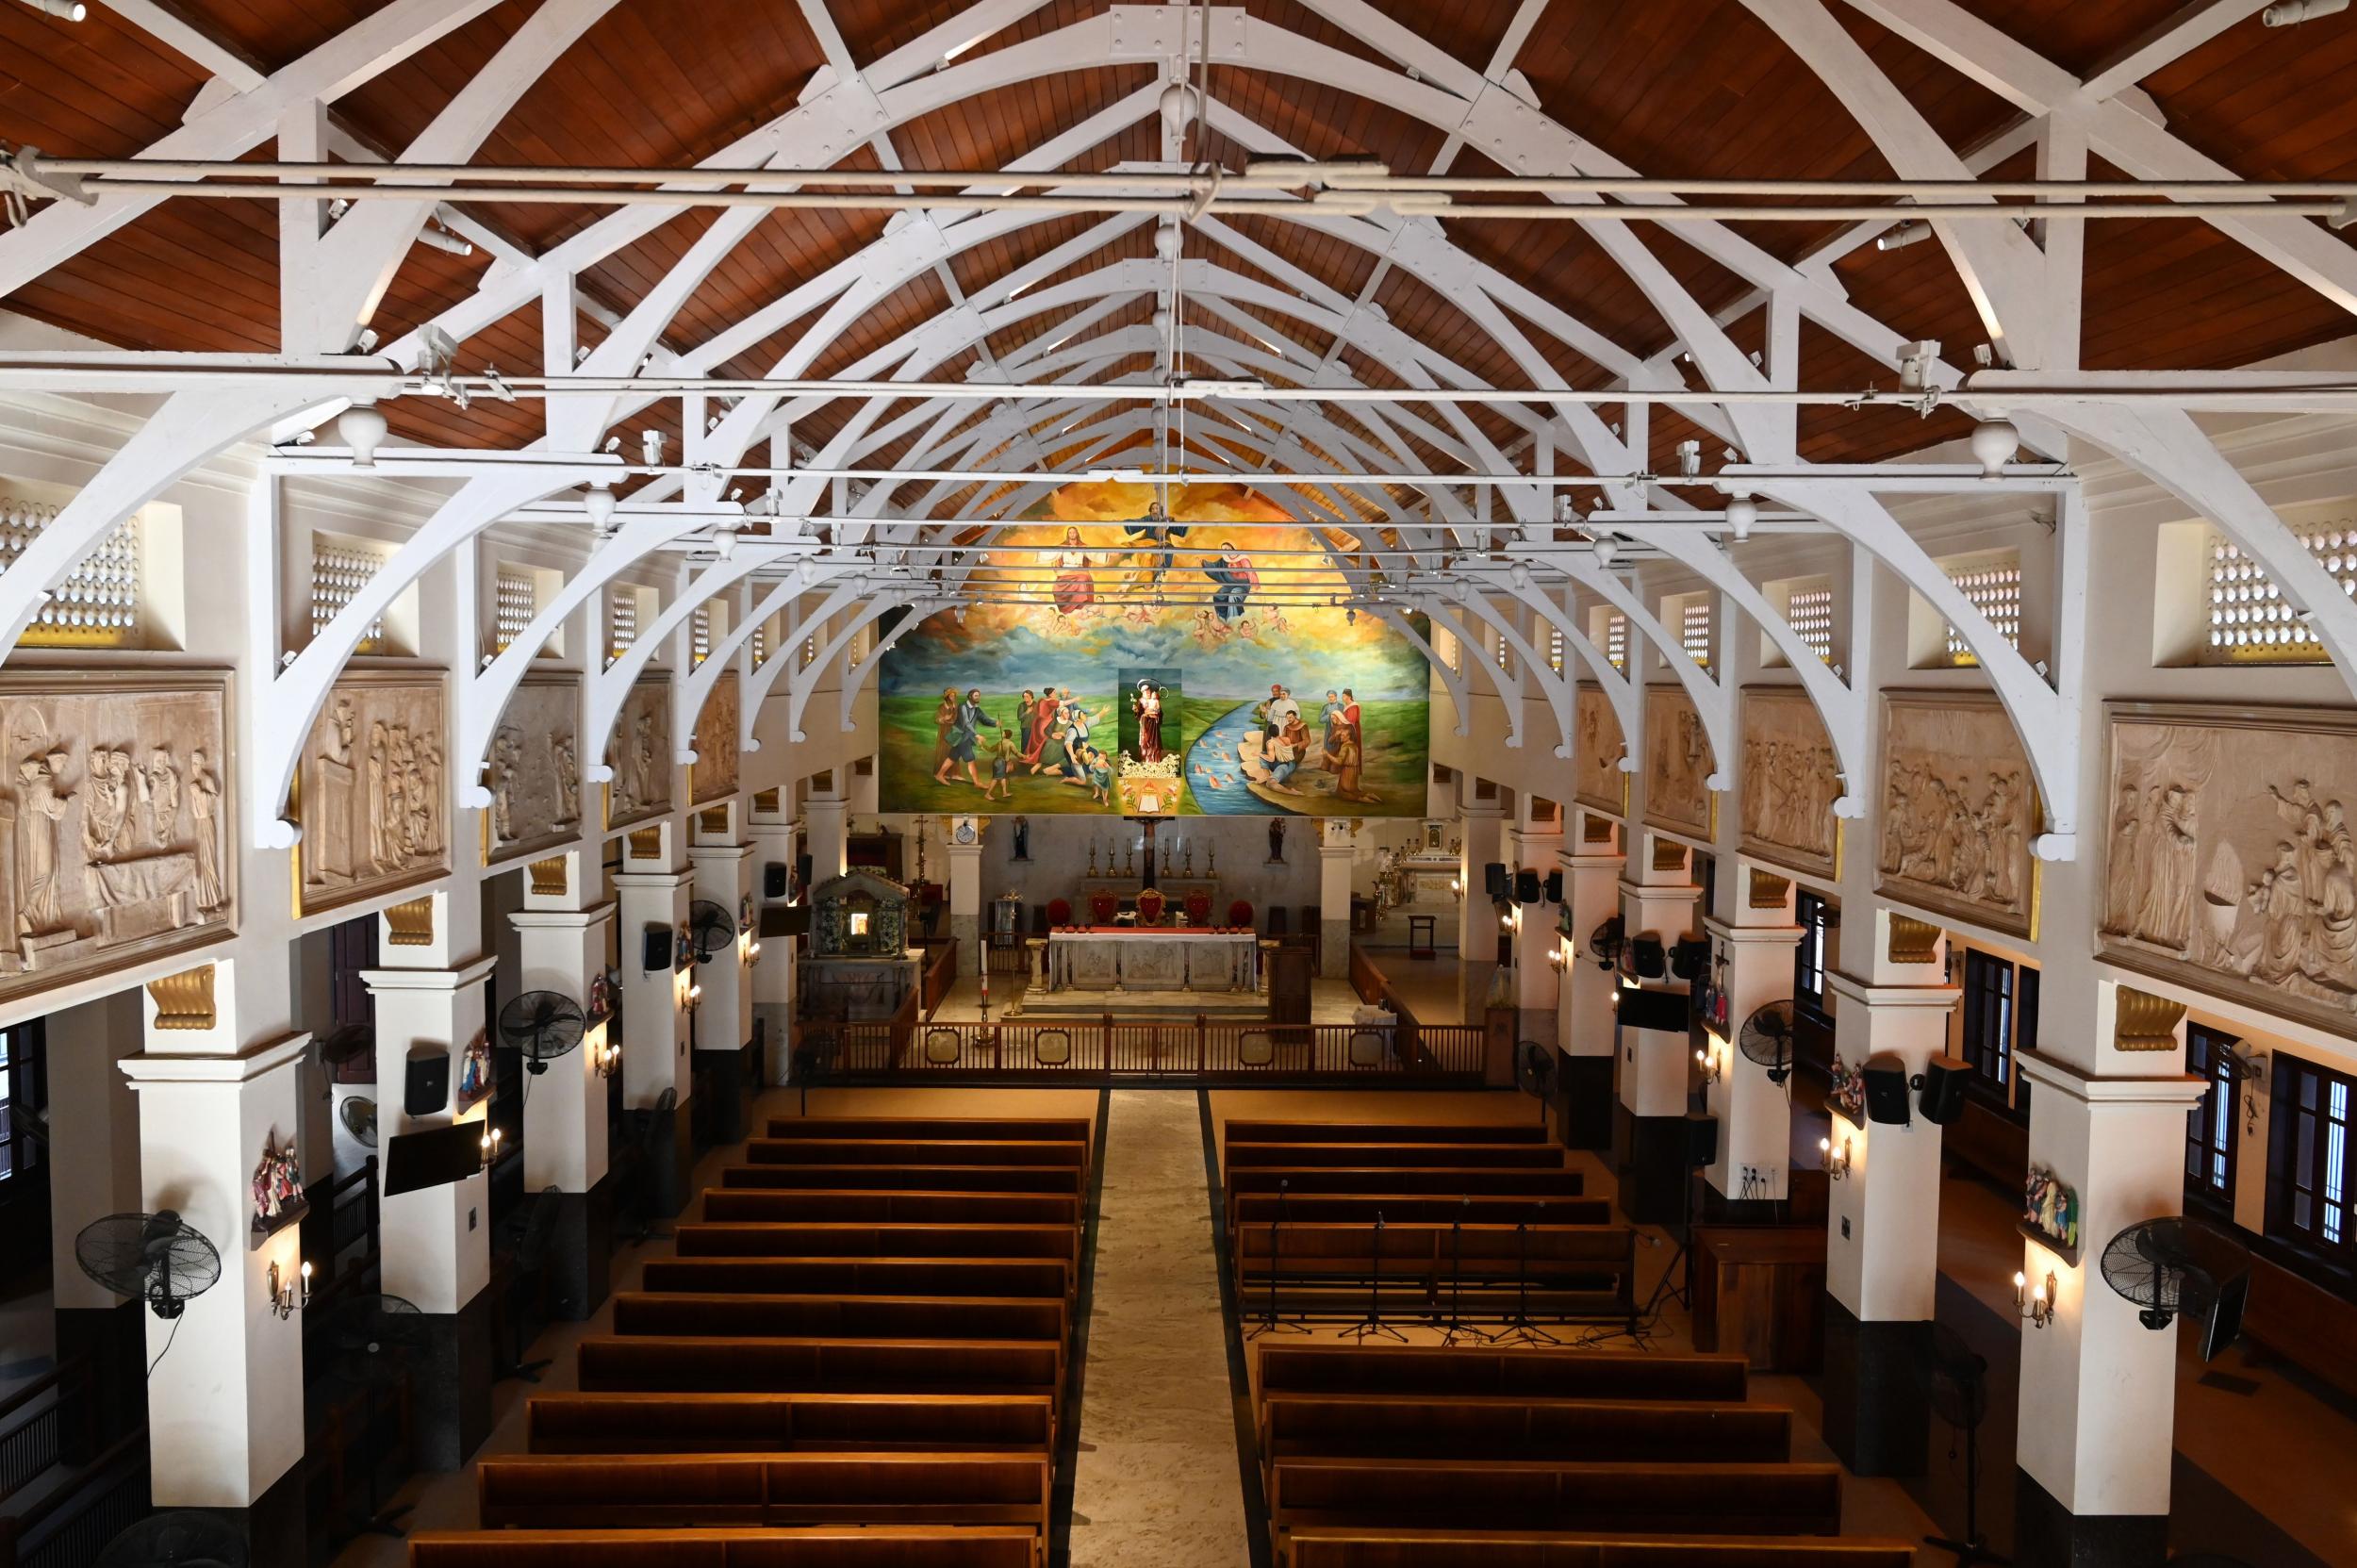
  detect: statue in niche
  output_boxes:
[188,751,223,913]
[488,727,522,844]
[552,731,580,826]
[141,750,179,850]
[1268,817,1285,864]
[1012,815,1030,862]
[14,750,71,935]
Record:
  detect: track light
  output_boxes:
[338,402,388,468]
[416,224,473,257]
[1723,494,1757,541]
[640,429,665,467]
[1970,417,2019,480]
[18,0,88,18]
[2264,0,2348,22]
[1876,220,1933,252]
[1676,438,1702,479]
[584,482,617,534]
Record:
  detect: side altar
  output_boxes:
[1042,928,1260,995]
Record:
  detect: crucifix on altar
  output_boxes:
[1125,815,1166,887]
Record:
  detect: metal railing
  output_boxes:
[0,1364,91,1507]
[0,1429,148,1568]
[796,1015,1481,1083]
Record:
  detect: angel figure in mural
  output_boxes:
[188,751,223,914]
[142,750,179,849]
[1050,528,1102,619]
[15,750,71,935]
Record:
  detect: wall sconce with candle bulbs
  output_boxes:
[1547,942,1568,972]
[594,1035,622,1079]
[1821,1133,1852,1180]
[267,1258,312,1320]
[1694,1038,1724,1086]
[2015,1268,2056,1329]
[1447,875,1463,902]
[479,1125,504,1163]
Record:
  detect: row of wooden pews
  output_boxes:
[1220,1117,1636,1328]
[411,1113,1095,1568]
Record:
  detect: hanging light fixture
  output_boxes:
[338,402,388,468]
[584,482,618,536]
[1970,417,2019,480]
[1724,494,1757,541]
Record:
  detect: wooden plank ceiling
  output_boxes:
[0,0,2350,486]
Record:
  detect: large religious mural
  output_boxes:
[1740,688,1840,879]
[1876,691,2037,938]
[877,484,1430,817]
[0,670,232,1001]
[2098,702,2357,1038]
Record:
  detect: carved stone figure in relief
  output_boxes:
[2134,784,2199,953]
[366,721,392,870]
[2102,785,2144,935]
[327,696,355,765]
[632,712,657,809]
[552,732,580,826]
[142,750,179,850]
[15,751,70,935]
[489,727,521,844]
[188,751,223,913]
[81,749,133,864]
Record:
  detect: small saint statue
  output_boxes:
[1012,816,1030,862]
[1268,817,1286,864]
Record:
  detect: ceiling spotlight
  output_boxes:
[338,402,388,468]
[19,0,87,18]
[1877,220,1933,252]
[584,482,617,534]
[2264,0,2349,23]
[1158,80,1196,135]
[714,525,738,559]
[640,429,665,467]
[1676,439,1702,480]
[1970,417,2019,480]
[1724,494,1757,541]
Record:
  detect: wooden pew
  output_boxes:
[745,1138,1086,1169]
[1266,1460,1843,1553]
[701,1189,1083,1227]
[718,1164,1087,1197]
[477,1451,1050,1538]
[672,1224,1080,1272]
[1225,1143,1565,1170]
[765,1115,1093,1149]
[1225,1121,1552,1146]
[1231,1223,1637,1318]
[574,1336,1062,1396]
[1259,1396,1789,1467]
[610,1293,1068,1345]
[1228,1195,1612,1232]
[1287,1529,1916,1568]
[411,1526,1041,1568]
[640,1257,1070,1302]
[1257,1345,1748,1404]
[1224,1167,1586,1198]
[527,1392,1055,1456]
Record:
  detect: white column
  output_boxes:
[749,808,798,1083]
[1613,831,1703,1223]
[1701,866,1804,1208]
[1316,821,1353,979]
[804,789,849,882]
[2010,987,2208,1564]
[613,820,695,1216]
[1456,797,1505,962]
[947,826,983,976]
[1819,907,1958,1477]
[1506,815,1564,1039]
[689,834,756,1055]
[47,991,146,1312]
[1553,815,1625,1150]
[510,870,614,1197]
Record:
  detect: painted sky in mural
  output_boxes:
[879,482,1430,817]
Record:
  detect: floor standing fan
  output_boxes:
[1516,1040,1556,1127]
[318,1293,430,1540]
[93,1511,250,1568]
[1921,1322,2007,1565]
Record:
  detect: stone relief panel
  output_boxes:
[484,675,583,867]
[2098,702,2357,1038]
[297,672,449,917]
[1876,691,2037,939]
[691,671,741,805]
[0,670,232,1001]
[1739,688,1840,879]
[607,677,674,830]
[1642,685,1713,839]
[1573,685,1625,816]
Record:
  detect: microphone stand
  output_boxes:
[1339,1212,1406,1343]
[1440,1197,1494,1346]
[1493,1200,1561,1346]
[1245,1179,1310,1340]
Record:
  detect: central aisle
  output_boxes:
[1067,1090,1252,1568]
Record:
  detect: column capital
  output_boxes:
[361,953,499,993]
[614,867,694,890]
[511,902,618,933]
[1705,916,1805,946]
[1459,799,1506,821]
[1557,848,1624,872]
[2017,1049,2206,1109]
[686,841,756,864]
[1825,971,1958,1012]
[122,1031,310,1087]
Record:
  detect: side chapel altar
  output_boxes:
[1043,928,1260,995]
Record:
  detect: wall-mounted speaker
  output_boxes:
[403,1047,451,1117]
[1484,862,1508,900]
[794,852,813,891]
[642,924,675,973]
[1684,1112,1720,1168]
[1630,934,1667,980]
[1668,936,1710,981]
[763,861,788,898]
[1918,1053,1972,1126]
[1514,868,1542,905]
[1862,1052,1912,1126]
[1542,869,1563,904]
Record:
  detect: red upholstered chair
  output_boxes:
[1046,898,1072,928]
[1183,890,1212,927]
[1088,891,1119,926]
[1135,887,1167,924]
[1227,900,1254,931]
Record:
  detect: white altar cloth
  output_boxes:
[1045,929,1259,994]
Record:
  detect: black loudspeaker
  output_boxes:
[1684,1112,1720,1167]
[403,1048,451,1117]
[1630,934,1667,979]
[794,852,813,890]
[1484,863,1508,900]
[642,924,675,973]
[1862,1052,1913,1126]
[1542,869,1563,904]
[1616,985,1689,1033]
[763,861,788,898]
[1918,1054,1972,1126]
[1668,936,1710,981]
[1514,868,1542,905]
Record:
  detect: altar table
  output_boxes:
[1044,929,1259,994]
